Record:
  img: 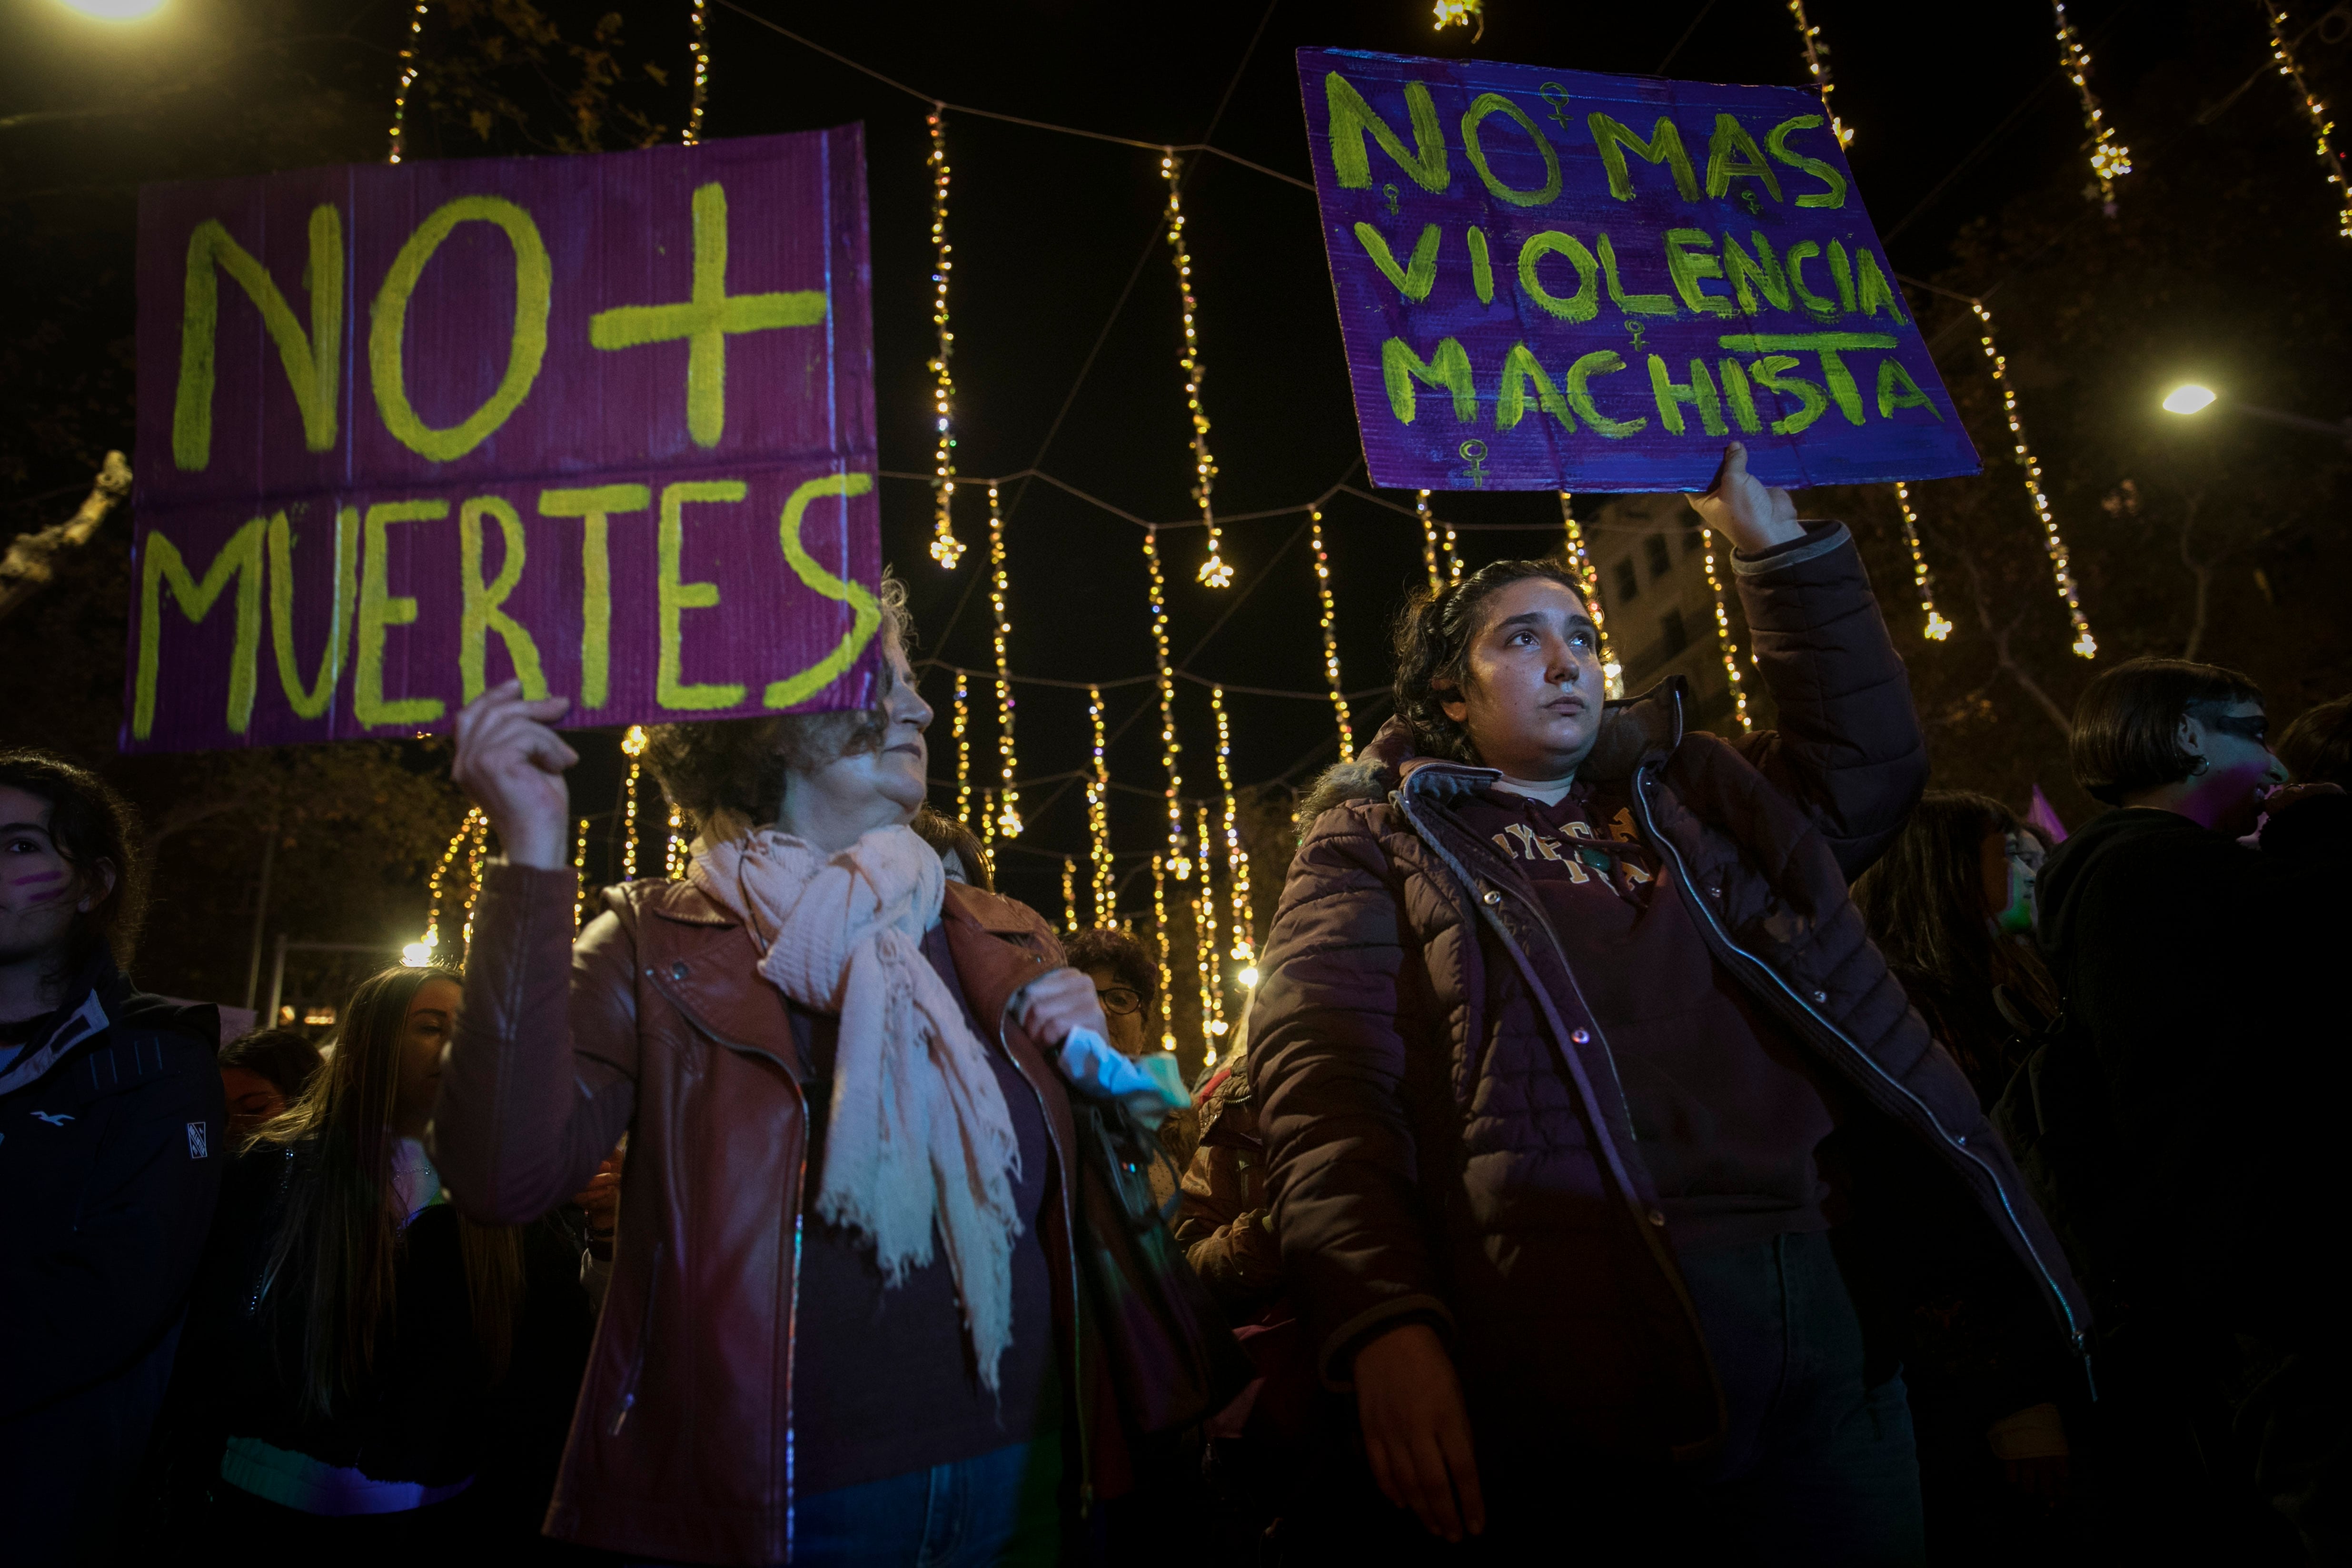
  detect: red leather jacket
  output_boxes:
[434,866,1125,1564]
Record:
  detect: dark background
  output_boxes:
[4,0,2347,1072]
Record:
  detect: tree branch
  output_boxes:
[0,451,130,622]
[1965,552,2072,737]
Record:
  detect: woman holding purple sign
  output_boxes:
[436,576,1201,1567]
[1248,444,2092,1560]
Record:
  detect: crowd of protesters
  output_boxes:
[6,443,2348,1567]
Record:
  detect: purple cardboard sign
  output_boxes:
[126,128,878,753]
[1297,48,1980,493]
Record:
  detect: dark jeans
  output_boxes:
[630,1434,1061,1568]
[1287,1230,1923,1566]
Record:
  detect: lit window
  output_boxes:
[1612,558,1640,604]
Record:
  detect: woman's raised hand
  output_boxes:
[1012,965,1111,1051]
[453,681,576,871]
[1685,440,1803,554]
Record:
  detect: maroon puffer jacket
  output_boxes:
[1250,523,2091,1464]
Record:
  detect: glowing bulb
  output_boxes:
[55,0,165,17]
[2163,383,2217,415]
[402,941,433,968]
[1239,965,1261,989]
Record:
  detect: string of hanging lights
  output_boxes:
[980,787,997,854]
[1142,527,1190,882]
[1415,491,1442,594]
[1061,857,1078,934]
[1159,152,1232,589]
[988,486,1022,836]
[2051,1,2131,210]
[926,111,967,566]
[684,0,710,145]
[665,803,685,880]
[1307,510,1355,761]
[1698,531,1753,732]
[1086,687,1115,923]
[460,811,489,953]
[387,0,428,164]
[1972,300,2098,658]
[573,817,591,932]
[2262,2,2352,240]
[1151,854,1177,1052]
[1555,494,1623,695]
[413,806,480,963]
[1193,802,1225,1043]
[1892,483,1955,642]
[620,725,647,880]
[1212,687,1256,964]
[952,672,973,825]
[1785,0,1853,146]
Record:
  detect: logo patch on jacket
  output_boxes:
[187,1121,209,1159]
[30,1110,74,1127]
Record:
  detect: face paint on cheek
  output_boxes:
[11,870,67,888]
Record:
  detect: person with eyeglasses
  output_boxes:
[2036,655,2351,1560]
[1062,927,1196,1207]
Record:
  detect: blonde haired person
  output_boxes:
[159,965,591,1558]
[437,579,1146,1567]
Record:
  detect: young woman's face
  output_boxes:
[1980,829,2044,934]
[391,978,462,1135]
[0,785,112,980]
[2183,702,2286,836]
[1439,578,1607,780]
[221,1066,288,1137]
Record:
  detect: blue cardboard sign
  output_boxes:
[1297,48,1981,492]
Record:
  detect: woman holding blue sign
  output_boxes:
[435,580,1225,1568]
[1249,443,2091,1560]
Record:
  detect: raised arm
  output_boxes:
[431,682,637,1224]
[1687,444,1927,880]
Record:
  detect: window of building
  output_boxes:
[1658,607,1689,658]
[1685,524,1706,557]
[1612,557,1640,604]
[1645,534,1674,580]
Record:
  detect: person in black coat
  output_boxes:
[2037,656,2349,1562]
[0,750,226,1566]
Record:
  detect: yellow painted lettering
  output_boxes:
[370,196,551,463]
[763,472,883,709]
[133,519,266,740]
[1663,229,1732,317]
[657,481,748,711]
[538,484,650,711]
[266,507,359,721]
[1648,356,1727,437]
[1496,343,1577,434]
[1705,115,1784,203]
[1516,231,1599,322]
[1323,72,1449,193]
[459,496,547,703]
[1461,93,1559,207]
[1721,231,1791,315]
[1766,116,1847,208]
[355,499,450,728]
[1598,233,1677,317]
[1381,337,1477,424]
[173,206,342,472]
[1564,350,1647,439]
[1876,358,1940,418]
[1586,113,1700,202]
[1352,220,1441,301]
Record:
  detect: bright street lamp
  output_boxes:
[2161,381,2352,451]
[52,0,167,17]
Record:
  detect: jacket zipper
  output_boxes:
[641,963,812,1559]
[1627,769,2089,1358]
[997,991,1092,1518]
[607,1238,665,1435]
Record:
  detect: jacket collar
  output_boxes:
[0,953,120,1099]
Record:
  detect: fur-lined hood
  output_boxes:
[1296,677,1694,841]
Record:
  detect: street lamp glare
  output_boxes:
[2163,383,2218,416]
[55,0,167,16]
[401,941,433,968]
